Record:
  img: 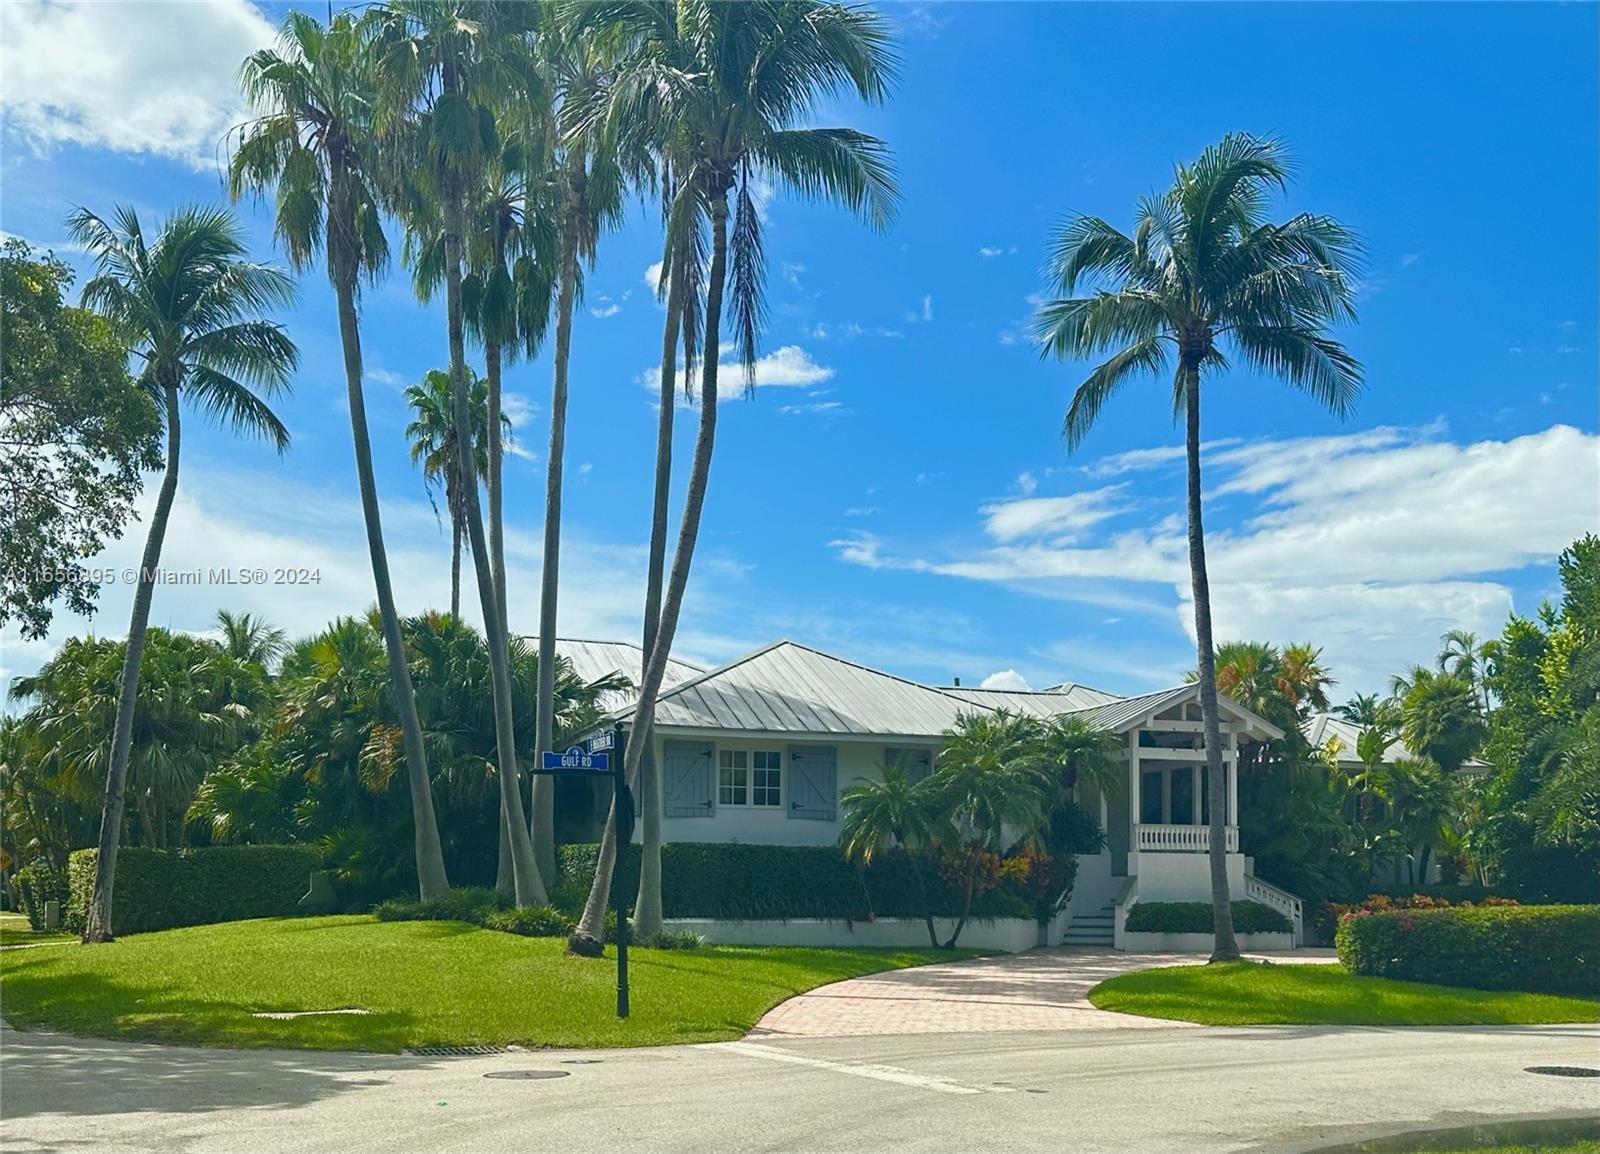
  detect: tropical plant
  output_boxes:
[1392,665,1486,774]
[574,0,899,955]
[64,203,296,941]
[230,9,450,901]
[839,762,946,947]
[215,610,289,670]
[0,238,162,641]
[1033,133,1363,959]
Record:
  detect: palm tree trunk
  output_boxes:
[442,163,545,907]
[572,193,728,953]
[333,254,450,902]
[83,381,181,942]
[485,332,517,898]
[534,162,584,885]
[942,845,981,949]
[450,518,462,620]
[632,256,684,939]
[1183,361,1239,962]
[135,792,157,850]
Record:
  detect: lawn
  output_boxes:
[0,913,73,946]
[1087,961,1600,1026]
[0,914,962,1051]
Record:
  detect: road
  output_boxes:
[2,1020,1596,1153]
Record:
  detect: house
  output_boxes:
[574,638,1307,947]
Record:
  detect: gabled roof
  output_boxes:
[1303,712,1490,772]
[943,684,1125,717]
[1074,683,1284,741]
[523,637,704,713]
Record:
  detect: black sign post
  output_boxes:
[537,727,631,1019]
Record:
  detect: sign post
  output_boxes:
[534,727,631,1019]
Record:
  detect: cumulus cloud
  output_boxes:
[1,0,276,169]
[639,345,835,404]
[979,669,1031,691]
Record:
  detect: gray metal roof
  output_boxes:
[609,639,1280,741]
[1303,712,1489,771]
[945,684,1124,717]
[523,637,704,713]
[1075,684,1285,740]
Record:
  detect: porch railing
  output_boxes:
[1134,823,1238,853]
[1245,874,1305,946]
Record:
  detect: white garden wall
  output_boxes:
[1119,930,1293,952]
[662,916,1043,952]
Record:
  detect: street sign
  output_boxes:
[539,746,610,772]
[585,730,616,755]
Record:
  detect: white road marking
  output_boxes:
[250,1008,372,1020]
[715,1040,1015,1095]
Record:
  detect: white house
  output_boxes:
[563,638,1307,947]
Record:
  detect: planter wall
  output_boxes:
[661,916,1044,952]
[1119,930,1293,953]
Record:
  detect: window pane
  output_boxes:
[753,765,781,806]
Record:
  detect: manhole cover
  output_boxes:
[409,1045,514,1057]
[1525,1065,1600,1078]
[483,1070,570,1081]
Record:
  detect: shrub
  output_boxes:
[14,862,69,931]
[636,929,706,950]
[65,845,324,936]
[372,886,508,924]
[482,905,573,937]
[1125,901,1292,935]
[1336,904,1599,996]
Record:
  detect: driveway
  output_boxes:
[753,946,1334,1037]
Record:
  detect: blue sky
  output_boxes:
[2,1,1596,703]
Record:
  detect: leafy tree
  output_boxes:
[1034,134,1362,960]
[577,0,899,955]
[216,609,289,670]
[839,761,945,947]
[66,204,296,942]
[231,10,451,901]
[0,239,162,640]
[1393,665,1486,774]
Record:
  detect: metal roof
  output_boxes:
[1302,712,1489,771]
[943,684,1125,717]
[608,639,1280,742]
[523,637,704,713]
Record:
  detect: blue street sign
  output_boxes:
[585,730,616,755]
[540,747,610,772]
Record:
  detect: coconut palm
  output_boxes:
[1394,665,1486,774]
[570,0,899,955]
[370,0,548,905]
[230,10,451,901]
[403,367,502,619]
[64,203,296,941]
[839,762,945,947]
[1033,133,1363,960]
[215,610,289,670]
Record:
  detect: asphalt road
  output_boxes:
[2,1021,1597,1153]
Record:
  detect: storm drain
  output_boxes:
[483,1070,569,1081]
[408,1044,519,1057]
[1525,1065,1600,1078]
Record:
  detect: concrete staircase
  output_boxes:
[1062,901,1115,947]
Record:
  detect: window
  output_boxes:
[719,748,782,807]
[884,746,933,783]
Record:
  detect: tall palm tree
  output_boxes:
[839,762,944,947]
[370,0,548,906]
[63,204,296,941]
[403,367,500,618]
[1033,133,1363,961]
[570,0,899,955]
[1395,665,1487,773]
[215,610,288,670]
[230,10,451,900]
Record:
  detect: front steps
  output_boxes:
[1062,901,1115,947]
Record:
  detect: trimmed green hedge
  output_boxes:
[1125,901,1291,935]
[555,842,1032,922]
[1336,904,1600,996]
[65,845,323,936]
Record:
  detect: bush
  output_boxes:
[373,886,508,924]
[1125,901,1292,935]
[14,862,69,931]
[555,842,1032,922]
[1336,904,1599,996]
[636,929,706,950]
[65,845,323,936]
[482,905,573,937]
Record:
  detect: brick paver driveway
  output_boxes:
[752,947,1334,1038]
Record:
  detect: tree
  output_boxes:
[930,711,1052,948]
[216,609,288,670]
[571,0,899,956]
[231,10,451,901]
[403,367,501,619]
[0,239,162,640]
[1033,134,1363,960]
[371,0,547,905]
[66,204,296,942]
[839,761,945,947]
[1394,665,1486,774]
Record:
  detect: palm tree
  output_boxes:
[1033,134,1363,961]
[215,610,288,670]
[403,367,501,618]
[1395,666,1487,773]
[1041,714,1123,800]
[1335,692,1390,727]
[65,204,296,941]
[1437,628,1494,717]
[370,0,548,906]
[839,762,945,947]
[570,0,899,955]
[230,10,451,901]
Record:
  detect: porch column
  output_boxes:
[1226,732,1239,830]
[1191,762,1202,825]
[1161,769,1171,824]
[1128,732,1140,838]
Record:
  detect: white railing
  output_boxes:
[1245,874,1304,946]
[1135,823,1238,853]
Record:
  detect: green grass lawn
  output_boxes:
[1088,961,1600,1026]
[0,913,73,946]
[0,914,963,1051]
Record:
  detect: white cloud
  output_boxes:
[365,367,408,390]
[782,262,806,289]
[1400,253,1421,267]
[778,400,843,417]
[643,261,664,295]
[905,294,934,324]
[844,506,881,518]
[501,392,539,460]
[0,0,276,169]
[590,303,622,319]
[1015,471,1038,496]
[979,669,1031,691]
[834,423,1600,692]
[638,344,834,402]
[978,246,1004,259]
[1085,438,1243,478]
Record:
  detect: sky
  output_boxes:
[2,1,1597,708]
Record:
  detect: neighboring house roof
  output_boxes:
[604,638,1282,742]
[524,637,705,713]
[1303,712,1490,772]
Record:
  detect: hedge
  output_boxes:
[555,842,1033,922]
[65,845,324,936]
[1336,904,1600,996]
[14,862,69,931]
[1124,901,1291,935]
